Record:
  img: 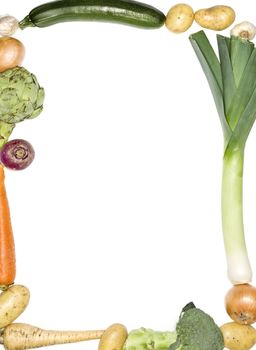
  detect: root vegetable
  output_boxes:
[2,323,104,350]
[0,285,30,329]
[220,322,256,350]
[0,165,16,286]
[0,139,35,171]
[98,324,128,350]
[165,4,194,33]
[0,37,25,73]
[194,6,235,31]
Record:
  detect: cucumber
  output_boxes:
[19,0,166,29]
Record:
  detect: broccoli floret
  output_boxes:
[123,303,224,350]
[169,302,224,350]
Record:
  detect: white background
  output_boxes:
[2,0,256,349]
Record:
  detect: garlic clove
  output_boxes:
[230,21,256,40]
[0,15,19,37]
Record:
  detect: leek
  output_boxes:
[190,31,256,284]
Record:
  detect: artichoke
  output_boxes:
[0,66,44,124]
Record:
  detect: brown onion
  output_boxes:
[0,37,25,73]
[225,284,256,325]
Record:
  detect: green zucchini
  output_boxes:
[19,0,166,29]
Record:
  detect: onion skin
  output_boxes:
[225,284,256,325]
[0,37,25,73]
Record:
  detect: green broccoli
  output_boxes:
[123,303,224,350]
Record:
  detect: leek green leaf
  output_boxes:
[217,35,236,120]
[227,48,256,130]
[226,85,256,153]
[189,31,231,141]
[231,36,254,87]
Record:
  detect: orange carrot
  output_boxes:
[0,165,15,287]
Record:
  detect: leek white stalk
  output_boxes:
[222,149,252,283]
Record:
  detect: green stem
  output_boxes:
[123,328,177,350]
[0,122,15,149]
[222,147,252,284]
[19,15,35,29]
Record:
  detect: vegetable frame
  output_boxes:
[190,31,256,285]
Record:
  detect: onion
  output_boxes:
[0,37,25,73]
[225,284,256,325]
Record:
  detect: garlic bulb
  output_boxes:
[231,21,256,40]
[0,15,19,37]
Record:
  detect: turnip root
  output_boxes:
[1,323,104,350]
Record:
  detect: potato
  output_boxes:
[0,285,30,328]
[98,324,128,350]
[195,6,235,31]
[220,322,256,350]
[165,4,194,33]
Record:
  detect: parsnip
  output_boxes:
[2,323,104,350]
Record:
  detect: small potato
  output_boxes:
[98,324,128,350]
[165,4,194,33]
[0,284,30,328]
[195,6,235,31]
[220,322,256,350]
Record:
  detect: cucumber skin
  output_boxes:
[19,0,166,29]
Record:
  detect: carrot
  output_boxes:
[2,323,105,350]
[0,165,16,287]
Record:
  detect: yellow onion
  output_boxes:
[225,284,256,325]
[0,37,25,73]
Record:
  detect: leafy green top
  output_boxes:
[189,31,256,156]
